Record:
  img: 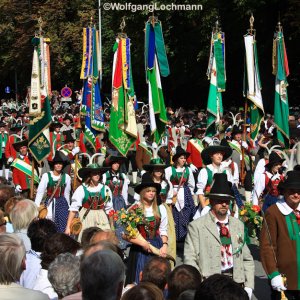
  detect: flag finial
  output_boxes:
[248,13,256,35]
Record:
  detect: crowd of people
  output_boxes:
[0,95,300,300]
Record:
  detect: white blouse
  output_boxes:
[35,172,71,220]
[164,166,195,212]
[69,183,113,214]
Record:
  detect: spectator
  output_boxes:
[84,240,123,261]
[0,208,6,233]
[177,289,196,300]
[3,195,24,233]
[140,256,171,291]
[0,233,49,300]
[48,253,80,299]
[20,219,57,289]
[33,233,81,300]
[80,250,125,300]
[80,226,101,249]
[10,199,38,251]
[0,184,14,209]
[194,274,248,300]
[121,282,164,300]
[167,264,202,300]
[89,228,119,246]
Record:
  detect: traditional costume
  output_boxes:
[35,152,71,232]
[102,155,130,249]
[252,152,285,211]
[69,164,112,241]
[260,171,300,298]
[165,146,196,241]
[125,174,168,284]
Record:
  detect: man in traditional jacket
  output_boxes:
[260,170,300,299]
[184,173,254,299]
[11,139,39,197]
[186,124,206,169]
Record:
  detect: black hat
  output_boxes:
[278,171,300,191]
[63,115,73,122]
[78,163,109,180]
[10,124,25,132]
[50,121,63,131]
[12,139,28,152]
[134,172,161,194]
[143,158,167,171]
[64,131,75,143]
[231,125,243,136]
[201,144,232,165]
[209,173,234,200]
[104,154,127,166]
[49,151,69,168]
[0,122,7,128]
[265,152,285,170]
[172,146,190,162]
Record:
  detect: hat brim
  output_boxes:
[78,167,110,179]
[265,159,285,170]
[108,156,127,164]
[209,193,235,200]
[143,164,167,172]
[12,140,28,152]
[172,151,191,162]
[134,182,161,195]
[277,182,300,191]
[48,160,69,168]
[201,146,232,165]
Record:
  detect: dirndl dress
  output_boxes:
[125,215,162,285]
[44,173,69,233]
[104,171,130,249]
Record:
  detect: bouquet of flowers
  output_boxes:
[239,203,263,238]
[109,204,144,238]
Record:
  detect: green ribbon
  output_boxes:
[214,35,226,91]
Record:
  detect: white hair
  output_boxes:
[0,234,25,284]
[48,253,80,298]
[10,199,38,231]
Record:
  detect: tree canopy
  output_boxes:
[0,0,299,112]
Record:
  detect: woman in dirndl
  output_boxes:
[65,163,113,241]
[252,151,285,212]
[165,146,197,242]
[102,155,130,249]
[35,151,71,232]
[125,173,169,285]
[143,158,176,267]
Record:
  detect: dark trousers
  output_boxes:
[271,289,300,300]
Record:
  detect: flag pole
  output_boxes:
[241,14,254,187]
[30,160,35,200]
[98,0,102,88]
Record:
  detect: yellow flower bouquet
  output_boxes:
[239,202,263,238]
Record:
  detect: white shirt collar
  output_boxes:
[276,198,300,215]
